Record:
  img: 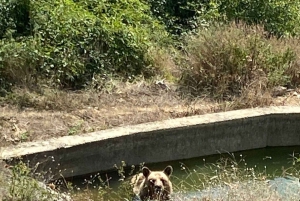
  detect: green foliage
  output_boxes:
[1,0,300,91]
[68,121,84,135]
[263,48,295,87]
[9,161,56,201]
[96,161,135,201]
[30,0,96,87]
[0,0,15,38]
[0,0,30,39]
[218,0,300,37]
[0,38,42,90]
[146,0,300,37]
[75,0,169,76]
[72,161,136,201]
[0,0,169,89]
[146,0,221,36]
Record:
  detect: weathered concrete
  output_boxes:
[1,106,300,179]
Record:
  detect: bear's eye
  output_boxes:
[161,179,165,185]
[149,179,155,184]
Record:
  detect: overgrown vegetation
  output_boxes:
[1,0,300,94]
[0,0,169,90]
[1,161,70,201]
[180,23,300,99]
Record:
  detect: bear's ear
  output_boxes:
[163,165,173,177]
[142,167,151,178]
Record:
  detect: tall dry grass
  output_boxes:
[180,23,300,105]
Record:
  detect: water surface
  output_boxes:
[68,146,300,192]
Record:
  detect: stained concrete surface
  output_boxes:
[1,106,300,179]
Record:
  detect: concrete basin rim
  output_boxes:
[1,106,300,160]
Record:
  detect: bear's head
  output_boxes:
[142,165,173,200]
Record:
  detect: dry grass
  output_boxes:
[146,46,182,81]
[0,161,11,200]
[180,23,300,100]
[0,80,220,147]
[1,78,300,148]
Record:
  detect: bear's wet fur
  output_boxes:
[131,166,173,200]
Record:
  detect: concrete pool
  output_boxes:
[1,106,300,180]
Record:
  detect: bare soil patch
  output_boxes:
[1,81,300,148]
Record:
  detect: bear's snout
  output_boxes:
[154,185,162,192]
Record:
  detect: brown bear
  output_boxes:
[131,165,173,201]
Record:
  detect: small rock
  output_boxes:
[272,86,287,97]
[155,80,170,90]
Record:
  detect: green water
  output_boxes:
[68,146,300,192]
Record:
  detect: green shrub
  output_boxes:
[180,23,297,99]
[75,0,170,74]
[0,0,30,39]
[0,38,43,91]
[0,0,170,89]
[31,0,170,87]
[0,0,15,38]
[8,161,61,201]
[218,0,300,37]
[30,0,97,87]
[146,0,300,37]
[146,0,222,36]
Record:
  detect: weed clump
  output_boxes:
[180,23,300,102]
[0,161,70,201]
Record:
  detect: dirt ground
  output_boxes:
[1,81,300,148]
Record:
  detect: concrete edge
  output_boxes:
[1,106,295,158]
[1,106,300,178]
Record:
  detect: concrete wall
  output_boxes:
[1,106,300,179]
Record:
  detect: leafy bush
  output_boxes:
[0,0,30,39]
[0,0,169,89]
[218,0,300,37]
[30,0,98,87]
[180,23,297,99]
[8,161,65,201]
[75,0,169,75]
[146,0,300,37]
[146,0,221,36]
[2,0,300,92]
[0,38,43,90]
